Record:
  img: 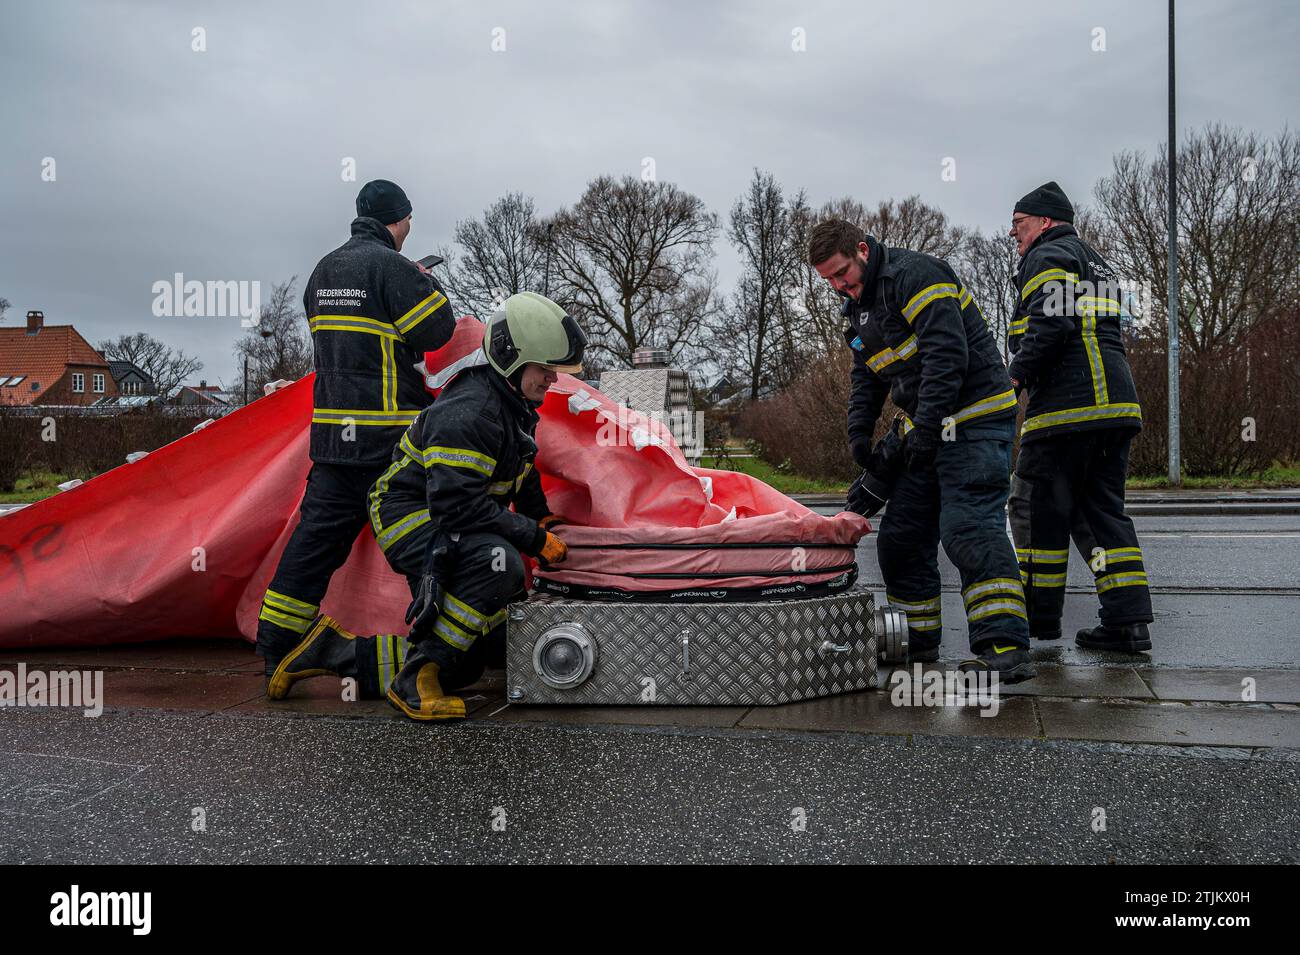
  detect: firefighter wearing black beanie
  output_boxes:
[255,179,456,684]
[1005,179,1152,656]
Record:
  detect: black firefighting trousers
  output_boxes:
[255,463,388,665]
[876,422,1030,654]
[1009,428,1154,630]
[351,528,526,698]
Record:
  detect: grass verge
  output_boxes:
[0,471,76,505]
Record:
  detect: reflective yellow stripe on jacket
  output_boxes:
[866,335,918,373]
[902,283,960,323]
[309,312,409,418]
[401,439,497,477]
[898,386,1015,435]
[950,389,1017,425]
[395,290,448,336]
[1020,268,1078,301]
[1022,402,1143,435]
[311,408,421,426]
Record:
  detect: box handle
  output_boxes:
[819,640,852,655]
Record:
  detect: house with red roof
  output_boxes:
[0,310,119,406]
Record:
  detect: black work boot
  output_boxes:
[386,643,466,722]
[958,643,1036,684]
[1076,622,1152,652]
[908,643,940,663]
[267,615,357,700]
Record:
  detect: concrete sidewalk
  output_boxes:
[3,638,1296,752]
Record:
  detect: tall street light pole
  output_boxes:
[1167,0,1181,485]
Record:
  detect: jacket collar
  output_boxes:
[1023,223,1077,261]
[483,365,542,424]
[350,216,397,250]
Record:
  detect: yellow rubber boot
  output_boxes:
[385,647,466,721]
[267,615,356,700]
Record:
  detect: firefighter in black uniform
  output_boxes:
[266,292,585,720]
[1006,182,1154,652]
[810,219,1034,682]
[255,180,456,677]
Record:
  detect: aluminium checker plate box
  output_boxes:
[506,589,878,706]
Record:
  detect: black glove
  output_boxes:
[904,428,940,473]
[846,470,888,517]
[405,532,452,634]
[850,435,874,470]
[405,573,443,635]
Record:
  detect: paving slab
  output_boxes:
[96,669,265,712]
[0,639,256,673]
[879,663,1154,700]
[485,702,750,729]
[737,690,1039,739]
[1139,667,1300,704]
[1037,698,1300,748]
[1001,664,1154,699]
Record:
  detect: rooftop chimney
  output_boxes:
[26,310,43,335]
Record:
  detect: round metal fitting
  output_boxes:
[532,622,598,690]
[875,605,909,664]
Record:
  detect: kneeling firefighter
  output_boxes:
[267,292,586,720]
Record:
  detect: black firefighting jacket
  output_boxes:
[1007,224,1142,443]
[367,362,550,560]
[303,217,456,465]
[842,237,1016,449]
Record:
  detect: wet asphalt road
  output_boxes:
[1,706,1297,864]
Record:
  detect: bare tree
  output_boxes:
[702,171,810,398]
[957,230,1020,360]
[864,195,969,259]
[98,331,203,399]
[1093,124,1299,354]
[0,297,10,323]
[439,193,550,318]
[818,194,968,258]
[548,175,720,367]
[233,278,312,400]
[786,202,846,357]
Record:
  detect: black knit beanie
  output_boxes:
[1014,181,1074,223]
[356,180,412,225]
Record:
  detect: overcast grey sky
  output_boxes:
[2,0,1296,387]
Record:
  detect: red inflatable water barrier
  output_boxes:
[0,317,870,649]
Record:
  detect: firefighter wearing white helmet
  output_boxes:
[267,292,587,721]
